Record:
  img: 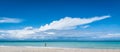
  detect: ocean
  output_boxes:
[0,42,120,49]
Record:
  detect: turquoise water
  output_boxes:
[0,42,120,49]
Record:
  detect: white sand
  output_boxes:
[0,46,120,52]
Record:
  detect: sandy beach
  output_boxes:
[0,46,120,52]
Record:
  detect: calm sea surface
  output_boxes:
[0,42,120,49]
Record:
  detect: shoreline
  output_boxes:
[0,45,120,49]
[0,46,120,52]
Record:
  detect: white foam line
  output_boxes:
[0,45,76,49]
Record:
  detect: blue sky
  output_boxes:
[0,0,120,41]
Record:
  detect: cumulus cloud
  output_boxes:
[0,17,22,23]
[39,15,110,31]
[0,30,32,39]
[0,26,39,39]
[0,15,111,40]
[44,32,55,35]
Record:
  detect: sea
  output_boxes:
[0,41,120,49]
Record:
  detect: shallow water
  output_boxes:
[0,42,120,49]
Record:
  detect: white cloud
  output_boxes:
[39,15,110,31]
[0,26,39,39]
[80,25,90,28]
[0,15,111,40]
[98,33,120,38]
[0,17,22,23]
[44,32,55,35]
[24,26,34,30]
